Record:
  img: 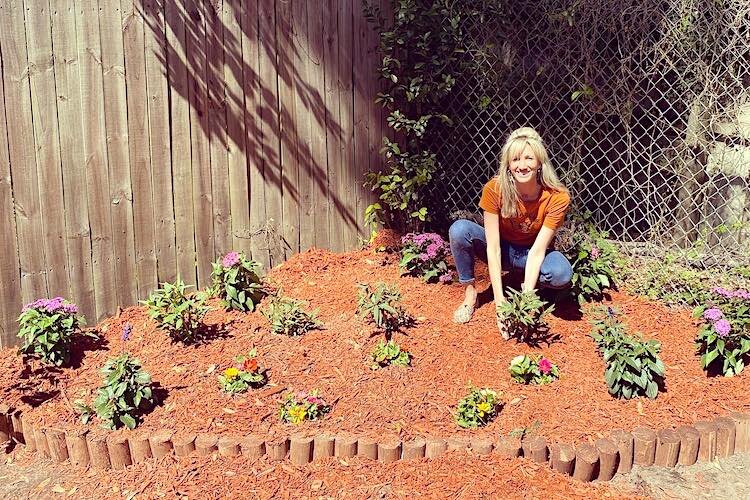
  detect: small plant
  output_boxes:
[565,229,619,305]
[262,295,322,336]
[399,232,452,283]
[142,278,210,343]
[370,340,411,369]
[279,390,331,424]
[509,355,560,385]
[694,287,750,377]
[589,306,628,352]
[496,288,553,340]
[356,282,413,335]
[454,386,501,429]
[17,297,85,367]
[211,251,266,312]
[75,353,154,430]
[589,308,665,399]
[217,349,267,393]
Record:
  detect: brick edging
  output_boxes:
[1,407,748,481]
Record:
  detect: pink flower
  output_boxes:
[439,272,453,284]
[538,358,553,374]
[703,308,723,322]
[714,319,731,337]
[590,246,600,259]
[222,251,241,267]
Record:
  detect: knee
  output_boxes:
[540,252,573,289]
[448,219,473,246]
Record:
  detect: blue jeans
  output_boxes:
[448,219,573,288]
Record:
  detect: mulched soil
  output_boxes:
[1,238,749,448]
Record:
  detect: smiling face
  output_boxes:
[508,143,541,186]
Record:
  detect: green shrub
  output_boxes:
[217,349,267,393]
[262,295,322,337]
[454,386,501,429]
[496,289,553,340]
[17,297,85,367]
[211,251,266,312]
[356,282,413,335]
[370,340,411,369]
[694,287,750,377]
[76,353,154,430]
[142,279,210,343]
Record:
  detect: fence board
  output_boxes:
[100,0,138,307]
[242,0,271,271]
[51,0,96,323]
[337,0,357,250]
[143,0,177,285]
[0,35,22,346]
[186,0,214,288]
[122,0,158,298]
[0,0,48,304]
[24,0,69,298]
[165,0,197,287]
[323,0,342,252]
[76,0,118,320]
[206,0,231,260]
[258,0,283,266]
[352,0,369,241]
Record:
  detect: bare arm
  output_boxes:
[522,225,557,292]
[483,211,506,304]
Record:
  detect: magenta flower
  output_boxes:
[538,358,553,374]
[714,319,731,337]
[306,396,323,405]
[439,272,453,284]
[222,251,241,267]
[590,245,600,259]
[418,252,430,262]
[712,287,734,299]
[703,308,723,322]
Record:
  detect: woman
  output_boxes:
[448,127,573,339]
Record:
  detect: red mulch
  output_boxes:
[2,245,749,446]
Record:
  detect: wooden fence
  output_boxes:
[0,0,386,346]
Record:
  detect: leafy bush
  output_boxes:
[454,386,501,429]
[279,390,331,425]
[399,232,452,283]
[217,349,267,393]
[509,355,560,385]
[76,353,154,430]
[211,251,266,312]
[17,297,85,367]
[370,340,411,369]
[356,282,413,335]
[262,295,322,337]
[590,308,665,399]
[694,287,750,377]
[142,279,210,343]
[496,289,553,340]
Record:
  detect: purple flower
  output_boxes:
[439,272,453,284]
[703,308,723,322]
[732,289,750,300]
[590,245,600,259]
[607,306,615,317]
[714,319,731,337]
[426,242,441,259]
[122,322,132,341]
[418,252,430,262]
[22,297,78,315]
[222,251,241,268]
[712,287,734,299]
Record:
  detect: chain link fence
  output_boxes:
[427,0,750,267]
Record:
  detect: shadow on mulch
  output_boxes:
[68,330,110,369]
[180,322,234,347]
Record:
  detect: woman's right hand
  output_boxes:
[496,309,510,340]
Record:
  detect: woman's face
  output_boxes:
[509,144,541,185]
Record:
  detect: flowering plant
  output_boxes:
[211,251,266,312]
[399,232,452,283]
[693,287,750,376]
[217,349,267,393]
[279,390,331,424]
[454,386,501,428]
[496,288,553,341]
[262,295,322,336]
[509,355,560,385]
[142,279,210,343]
[370,339,411,369]
[17,297,85,367]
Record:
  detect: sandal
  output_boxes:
[453,303,475,324]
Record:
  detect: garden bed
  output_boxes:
[1,245,749,446]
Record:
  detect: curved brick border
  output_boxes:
[0,406,748,482]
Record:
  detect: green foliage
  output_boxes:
[454,386,501,429]
[693,288,750,377]
[362,0,498,232]
[142,279,210,343]
[496,288,553,340]
[589,307,665,399]
[399,232,452,283]
[262,295,322,337]
[508,355,560,385]
[17,298,85,367]
[356,282,413,335]
[279,390,331,425]
[211,251,266,312]
[370,340,411,370]
[75,353,154,430]
[217,349,267,394]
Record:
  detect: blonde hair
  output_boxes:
[494,127,568,218]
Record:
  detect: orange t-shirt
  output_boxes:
[478,178,570,246]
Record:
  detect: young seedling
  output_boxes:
[356,282,413,337]
[262,295,322,337]
[496,288,553,341]
[142,279,210,343]
[370,339,411,369]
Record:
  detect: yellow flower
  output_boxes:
[477,401,491,415]
[223,367,240,381]
[289,406,307,424]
